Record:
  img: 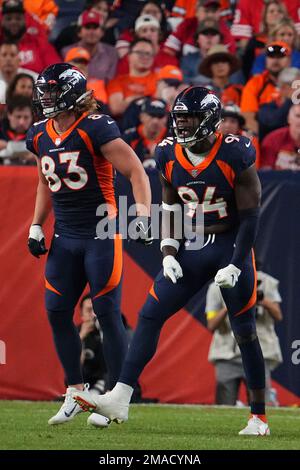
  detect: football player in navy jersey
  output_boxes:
[73,86,269,436]
[26,63,152,426]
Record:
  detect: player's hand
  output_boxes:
[28,224,48,258]
[163,255,183,284]
[134,216,153,246]
[214,264,241,288]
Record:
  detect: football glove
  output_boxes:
[28,224,48,258]
[134,216,153,246]
[163,255,183,284]
[214,264,241,288]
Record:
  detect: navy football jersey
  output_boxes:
[26,112,121,238]
[155,132,256,227]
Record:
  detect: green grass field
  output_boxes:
[0,401,299,450]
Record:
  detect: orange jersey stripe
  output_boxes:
[46,112,88,145]
[216,160,235,188]
[149,283,159,302]
[165,160,175,183]
[235,250,257,316]
[93,234,123,299]
[45,277,62,296]
[175,133,223,175]
[77,128,117,219]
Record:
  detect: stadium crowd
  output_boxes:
[0,0,299,169]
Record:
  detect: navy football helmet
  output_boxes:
[171,86,222,147]
[33,63,91,118]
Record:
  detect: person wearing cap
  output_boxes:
[61,8,118,83]
[116,14,178,76]
[64,47,108,105]
[240,41,291,135]
[120,64,185,133]
[180,18,222,83]
[220,104,261,168]
[261,103,300,170]
[258,67,300,140]
[163,0,236,61]
[107,38,158,116]
[0,0,61,73]
[251,19,300,76]
[196,44,241,96]
[123,97,168,169]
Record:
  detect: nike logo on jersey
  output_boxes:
[107,120,114,124]
[64,405,77,418]
[245,141,251,147]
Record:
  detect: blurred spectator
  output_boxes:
[261,104,300,170]
[116,1,170,58]
[251,19,300,76]
[50,0,86,46]
[241,0,288,80]
[206,268,283,406]
[22,0,58,31]
[0,42,37,104]
[164,0,236,62]
[107,38,158,116]
[168,0,232,23]
[110,0,166,34]
[219,104,261,167]
[180,19,222,83]
[240,41,291,135]
[6,71,34,102]
[231,0,300,50]
[257,67,300,140]
[197,44,241,93]
[86,0,118,44]
[0,95,34,165]
[121,64,185,131]
[0,0,61,73]
[123,97,168,170]
[116,14,178,75]
[78,294,107,397]
[62,9,118,83]
[64,46,108,104]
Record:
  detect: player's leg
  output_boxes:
[221,251,270,435]
[73,236,219,420]
[85,235,128,390]
[45,235,87,424]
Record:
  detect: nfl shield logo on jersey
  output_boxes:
[191,169,199,178]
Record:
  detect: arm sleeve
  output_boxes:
[26,125,38,155]
[229,136,256,178]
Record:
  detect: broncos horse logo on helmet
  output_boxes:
[171,86,222,148]
[33,63,92,118]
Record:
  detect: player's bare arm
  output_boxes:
[215,164,261,289]
[159,173,184,284]
[28,156,52,258]
[101,137,151,217]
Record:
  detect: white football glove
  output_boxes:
[214,264,241,289]
[163,255,183,284]
[28,225,48,258]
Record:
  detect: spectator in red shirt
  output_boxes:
[261,104,300,170]
[164,0,236,60]
[231,0,300,50]
[0,0,61,73]
[116,14,178,75]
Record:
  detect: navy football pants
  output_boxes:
[45,234,128,388]
[119,230,265,392]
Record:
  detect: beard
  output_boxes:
[2,25,26,41]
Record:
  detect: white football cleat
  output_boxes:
[48,384,89,425]
[87,413,111,428]
[72,389,129,423]
[239,415,270,436]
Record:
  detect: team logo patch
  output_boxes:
[190,169,199,178]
